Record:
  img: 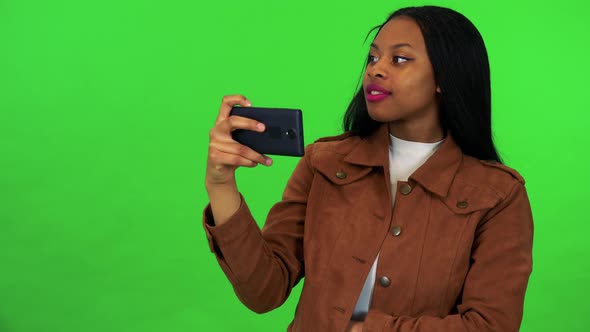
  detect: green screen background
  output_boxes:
[1,0,589,331]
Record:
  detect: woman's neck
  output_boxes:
[387,121,444,143]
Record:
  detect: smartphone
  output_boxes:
[229,106,304,157]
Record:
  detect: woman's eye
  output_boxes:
[393,56,410,64]
[367,55,379,64]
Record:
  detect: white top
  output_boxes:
[351,133,444,321]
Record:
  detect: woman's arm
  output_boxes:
[361,181,534,332]
[203,143,314,313]
[205,94,271,226]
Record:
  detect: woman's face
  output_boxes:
[363,17,442,138]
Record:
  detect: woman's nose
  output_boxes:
[366,62,386,79]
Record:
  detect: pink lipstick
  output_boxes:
[365,84,391,102]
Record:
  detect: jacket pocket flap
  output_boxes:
[441,180,501,214]
[314,153,373,185]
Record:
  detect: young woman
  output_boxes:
[204,6,533,332]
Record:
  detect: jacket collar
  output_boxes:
[342,124,463,198]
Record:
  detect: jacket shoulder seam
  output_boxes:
[457,159,524,200]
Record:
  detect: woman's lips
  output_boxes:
[365,84,391,102]
[366,93,390,102]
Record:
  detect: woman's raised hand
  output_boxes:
[206,95,273,187]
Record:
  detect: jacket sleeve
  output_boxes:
[363,181,534,332]
[202,145,315,314]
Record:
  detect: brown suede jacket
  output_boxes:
[203,124,534,332]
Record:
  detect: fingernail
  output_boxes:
[245,100,252,107]
[257,123,265,131]
[265,158,273,166]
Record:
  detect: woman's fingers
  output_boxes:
[209,141,271,166]
[216,94,252,124]
[223,115,265,134]
[207,148,260,185]
[209,114,270,166]
[206,94,273,186]
[209,149,259,168]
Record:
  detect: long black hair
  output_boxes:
[343,6,501,162]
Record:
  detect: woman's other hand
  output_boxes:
[345,320,364,332]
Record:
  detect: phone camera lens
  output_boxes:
[285,128,296,140]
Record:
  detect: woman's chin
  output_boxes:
[367,108,397,123]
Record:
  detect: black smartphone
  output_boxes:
[229,106,304,157]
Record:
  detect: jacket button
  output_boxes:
[379,276,391,287]
[391,225,402,236]
[400,184,412,195]
[336,171,347,179]
[456,201,469,209]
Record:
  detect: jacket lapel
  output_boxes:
[343,124,390,168]
[341,123,463,198]
[410,134,463,198]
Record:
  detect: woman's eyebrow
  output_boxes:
[370,43,413,50]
